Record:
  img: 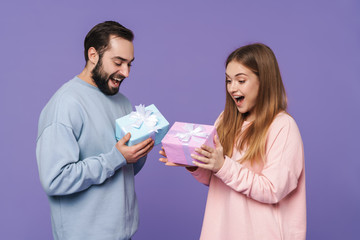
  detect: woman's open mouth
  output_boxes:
[234,96,244,106]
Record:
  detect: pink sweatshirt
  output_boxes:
[191,112,306,240]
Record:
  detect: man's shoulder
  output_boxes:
[39,78,84,122]
[48,77,96,105]
[44,80,75,109]
[55,77,87,96]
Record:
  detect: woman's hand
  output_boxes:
[191,135,225,172]
[159,147,189,167]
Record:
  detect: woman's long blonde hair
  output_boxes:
[217,43,287,164]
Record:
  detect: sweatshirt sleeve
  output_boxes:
[36,122,127,196]
[214,115,304,204]
[190,167,212,186]
[133,156,146,176]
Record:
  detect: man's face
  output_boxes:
[92,36,134,95]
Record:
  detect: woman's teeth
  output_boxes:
[235,96,244,102]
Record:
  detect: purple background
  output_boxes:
[1,0,359,239]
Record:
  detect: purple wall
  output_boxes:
[1,0,359,239]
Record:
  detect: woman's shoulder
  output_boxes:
[274,111,296,122]
[270,111,299,131]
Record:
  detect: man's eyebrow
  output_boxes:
[112,56,135,62]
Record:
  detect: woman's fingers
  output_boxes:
[191,154,209,163]
[200,144,214,153]
[195,147,212,158]
[159,150,167,157]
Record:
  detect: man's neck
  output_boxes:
[78,66,97,87]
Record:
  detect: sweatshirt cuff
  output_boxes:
[215,156,235,180]
[103,146,127,172]
[189,167,202,176]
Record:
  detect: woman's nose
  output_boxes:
[228,81,238,92]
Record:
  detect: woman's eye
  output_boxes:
[238,80,245,84]
[226,79,231,83]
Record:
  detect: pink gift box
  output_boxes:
[161,122,217,166]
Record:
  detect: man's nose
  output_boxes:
[119,64,130,78]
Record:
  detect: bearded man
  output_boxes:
[36,21,154,240]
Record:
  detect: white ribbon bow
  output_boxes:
[129,104,159,132]
[175,124,208,143]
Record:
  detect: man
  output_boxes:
[36,21,154,240]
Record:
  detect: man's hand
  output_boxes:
[116,133,154,164]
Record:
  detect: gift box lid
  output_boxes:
[115,104,169,145]
[161,122,217,165]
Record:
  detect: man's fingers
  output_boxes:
[119,133,131,145]
[141,140,154,154]
[132,138,153,152]
[137,152,148,160]
[133,140,154,159]
[148,144,154,154]
[137,142,154,159]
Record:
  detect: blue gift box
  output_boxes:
[115,104,169,146]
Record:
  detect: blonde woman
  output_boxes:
[160,43,306,240]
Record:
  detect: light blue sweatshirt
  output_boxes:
[36,76,146,240]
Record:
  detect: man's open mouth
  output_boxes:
[110,77,123,87]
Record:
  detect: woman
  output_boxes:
[160,43,306,240]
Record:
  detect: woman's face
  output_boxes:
[226,61,260,122]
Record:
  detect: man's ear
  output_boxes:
[88,47,99,65]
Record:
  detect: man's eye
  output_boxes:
[114,62,122,66]
[127,63,132,67]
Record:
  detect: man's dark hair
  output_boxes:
[84,21,134,62]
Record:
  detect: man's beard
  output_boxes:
[91,58,125,96]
